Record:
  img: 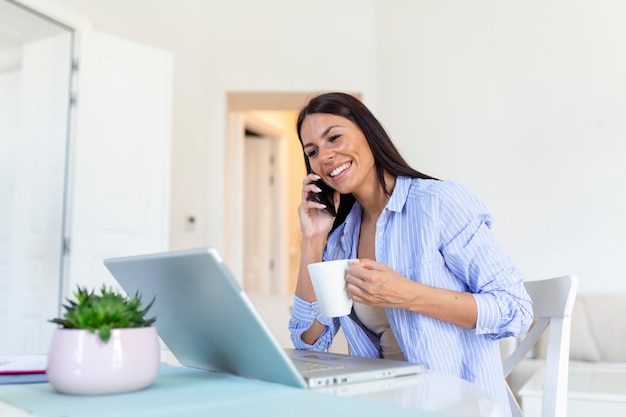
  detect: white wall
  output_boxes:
[378,0,626,293]
[54,0,625,293]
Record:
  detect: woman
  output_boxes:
[288,92,533,416]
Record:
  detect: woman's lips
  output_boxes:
[328,161,352,179]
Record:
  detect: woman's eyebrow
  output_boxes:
[303,125,340,149]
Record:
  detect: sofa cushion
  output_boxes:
[568,295,603,362]
[576,295,626,362]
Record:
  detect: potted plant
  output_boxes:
[47,285,160,395]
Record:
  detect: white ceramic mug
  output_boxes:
[307,259,353,317]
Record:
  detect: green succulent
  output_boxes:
[49,285,156,343]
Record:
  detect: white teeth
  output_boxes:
[330,162,350,177]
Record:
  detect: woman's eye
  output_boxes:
[329,134,341,142]
[306,149,318,159]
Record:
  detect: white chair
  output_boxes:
[503,275,579,417]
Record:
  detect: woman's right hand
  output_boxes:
[298,174,338,239]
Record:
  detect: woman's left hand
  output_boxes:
[346,258,479,329]
[345,258,415,308]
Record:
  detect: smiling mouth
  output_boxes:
[329,162,351,178]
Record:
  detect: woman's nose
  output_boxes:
[319,146,335,163]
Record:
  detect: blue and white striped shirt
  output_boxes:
[289,177,533,417]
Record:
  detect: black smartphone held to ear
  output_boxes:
[313,178,337,217]
[304,156,337,217]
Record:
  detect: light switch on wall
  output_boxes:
[185,215,197,231]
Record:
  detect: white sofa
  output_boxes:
[565,294,626,364]
[505,293,626,413]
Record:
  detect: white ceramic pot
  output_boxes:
[47,327,160,395]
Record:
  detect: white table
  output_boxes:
[319,369,501,417]
[0,352,501,417]
[519,364,626,417]
[164,350,501,417]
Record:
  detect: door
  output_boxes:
[66,30,173,297]
[0,0,172,356]
[243,135,275,295]
[0,18,73,354]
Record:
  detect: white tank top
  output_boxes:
[353,302,406,361]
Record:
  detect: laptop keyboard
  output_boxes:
[292,359,345,373]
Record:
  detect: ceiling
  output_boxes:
[0,0,71,50]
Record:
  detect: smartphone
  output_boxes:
[304,156,337,217]
[313,179,337,217]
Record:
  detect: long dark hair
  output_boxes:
[296,92,437,229]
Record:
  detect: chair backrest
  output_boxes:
[503,275,579,417]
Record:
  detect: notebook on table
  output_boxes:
[103,247,424,389]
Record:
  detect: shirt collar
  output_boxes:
[342,176,410,231]
[338,177,409,257]
[341,201,362,252]
[385,176,410,213]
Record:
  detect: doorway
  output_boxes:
[226,109,295,295]
[226,93,312,296]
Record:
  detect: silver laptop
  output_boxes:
[103,247,424,389]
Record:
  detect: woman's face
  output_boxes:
[299,113,376,195]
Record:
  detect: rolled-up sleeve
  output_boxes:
[289,295,340,350]
[473,287,532,338]
[438,181,533,338]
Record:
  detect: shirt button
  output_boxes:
[311,311,316,316]
[377,232,383,238]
